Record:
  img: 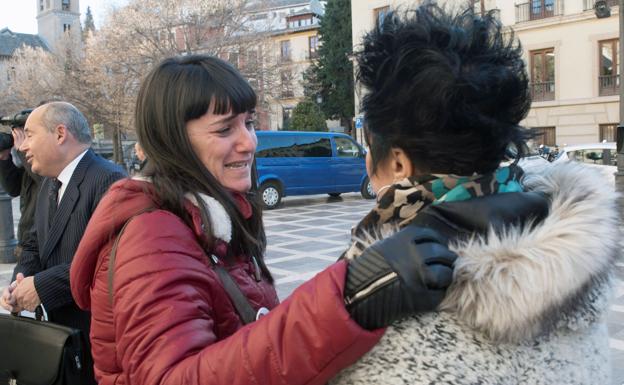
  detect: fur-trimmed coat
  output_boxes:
[331,162,620,385]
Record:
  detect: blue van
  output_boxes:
[255,131,374,209]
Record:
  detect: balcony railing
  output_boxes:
[584,0,618,10]
[530,81,555,101]
[515,1,563,23]
[599,74,620,96]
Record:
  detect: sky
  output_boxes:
[0,0,128,34]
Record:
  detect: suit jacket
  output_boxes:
[14,149,126,330]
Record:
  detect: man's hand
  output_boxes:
[0,274,25,312]
[12,128,25,151]
[0,283,17,312]
[11,273,41,312]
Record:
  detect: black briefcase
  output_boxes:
[0,311,84,385]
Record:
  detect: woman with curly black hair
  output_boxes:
[332,3,618,384]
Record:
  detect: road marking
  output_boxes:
[266,244,347,257]
[274,270,322,285]
[265,253,340,264]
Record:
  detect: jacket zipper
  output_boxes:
[344,272,397,306]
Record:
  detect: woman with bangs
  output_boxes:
[69,55,457,385]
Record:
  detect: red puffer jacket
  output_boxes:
[70,178,383,385]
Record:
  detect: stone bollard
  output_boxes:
[0,184,16,263]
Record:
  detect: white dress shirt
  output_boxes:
[56,149,88,204]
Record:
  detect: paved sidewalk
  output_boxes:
[263,194,373,299]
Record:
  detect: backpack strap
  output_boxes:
[108,207,155,305]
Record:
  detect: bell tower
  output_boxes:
[36,0,80,53]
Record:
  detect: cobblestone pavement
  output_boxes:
[263,193,374,300]
[1,194,623,383]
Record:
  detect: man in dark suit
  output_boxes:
[0,101,126,384]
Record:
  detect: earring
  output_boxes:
[375,184,392,202]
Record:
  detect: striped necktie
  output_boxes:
[48,178,62,227]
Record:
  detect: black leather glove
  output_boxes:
[344,226,457,330]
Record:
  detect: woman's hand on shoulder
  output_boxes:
[344,226,457,330]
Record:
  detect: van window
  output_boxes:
[335,137,361,158]
[256,135,332,158]
[256,136,299,158]
[297,136,332,157]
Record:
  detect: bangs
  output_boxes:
[181,55,257,122]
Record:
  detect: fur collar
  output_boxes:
[132,175,232,242]
[349,162,621,343]
[185,193,232,243]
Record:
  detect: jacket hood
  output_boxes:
[71,178,161,310]
[71,177,254,311]
[71,177,235,309]
[444,161,619,342]
[354,162,620,343]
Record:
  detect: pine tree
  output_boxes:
[289,99,327,132]
[307,0,354,134]
[82,6,96,40]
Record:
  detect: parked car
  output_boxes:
[553,142,616,183]
[255,131,374,209]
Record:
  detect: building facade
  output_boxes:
[0,0,80,114]
[351,0,620,146]
[0,28,47,97]
[245,0,333,131]
[269,8,323,131]
[37,0,81,52]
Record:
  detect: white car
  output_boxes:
[553,142,617,183]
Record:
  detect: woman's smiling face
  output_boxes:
[186,108,257,193]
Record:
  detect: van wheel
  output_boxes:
[260,182,282,209]
[361,177,375,200]
[328,193,341,197]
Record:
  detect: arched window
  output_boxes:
[62,0,70,11]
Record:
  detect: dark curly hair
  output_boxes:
[357,3,531,175]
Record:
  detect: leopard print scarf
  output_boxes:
[342,165,524,260]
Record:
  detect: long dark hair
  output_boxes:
[135,55,272,282]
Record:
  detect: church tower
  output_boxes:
[36,0,80,53]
